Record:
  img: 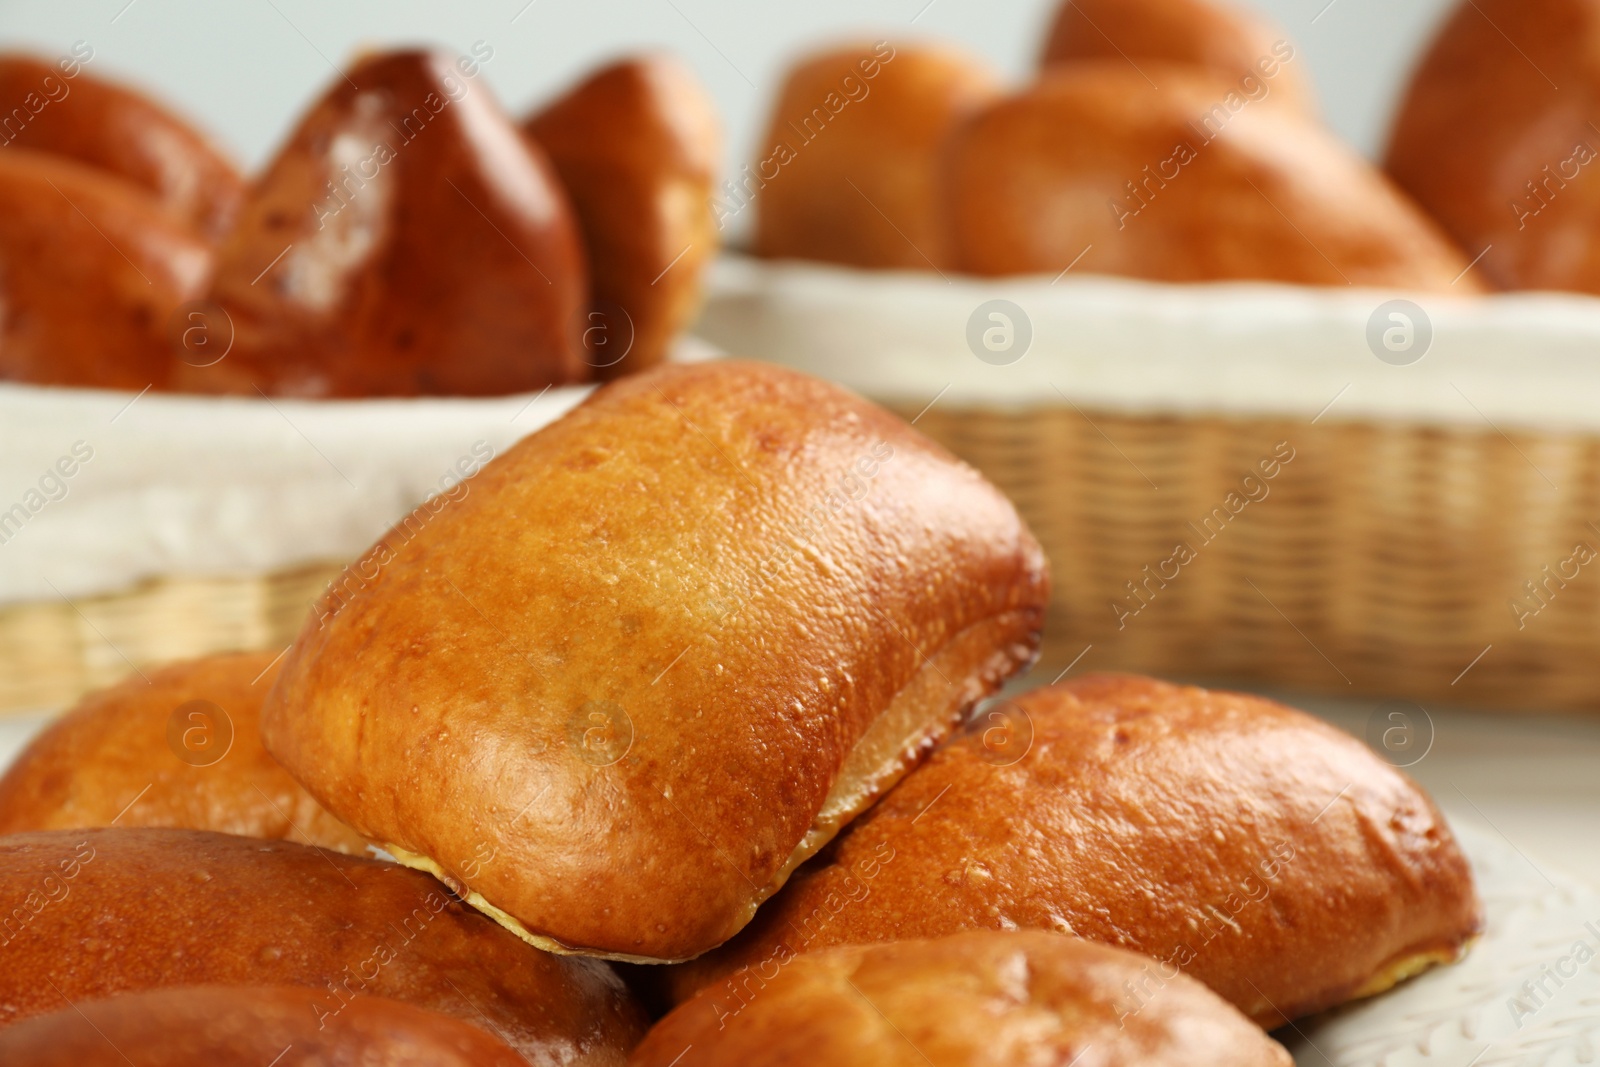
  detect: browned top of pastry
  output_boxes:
[526,53,721,380]
[1386,0,1600,292]
[0,985,526,1066]
[754,41,999,270]
[0,148,210,390]
[948,63,1479,290]
[1040,0,1315,112]
[0,651,366,853]
[0,51,244,237]
[670,673,1481,1028]
[187,49,587,398]
[261,360,1049,962]
[634,930,1292,1067]
[0,828,645,1064]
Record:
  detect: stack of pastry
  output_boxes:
[0,359,1481,1063]
[755,0,1484,292]
[0,46,719,394]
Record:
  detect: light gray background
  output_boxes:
[2,0,1456,236]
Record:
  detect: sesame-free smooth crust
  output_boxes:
[633,931,1292,1067]
[948,64,1478,290]
[0,651,366,853]
[262,360,1049,962]
[1039,0,1317,113]
[0,986,527,1066]
[1387,0,1600,293]
[754,41,998,270]
[185,49,587,397]
[526,53,721,379]
[671,674,1481,1027]
[0,52,243,237]
[0,828,644,1065]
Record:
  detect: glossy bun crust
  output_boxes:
[262,360,1049,963]
[949,64,1478,289]
[0,52,244,237]
[754,42,998,270]
[185,49,587,397]
[0,986,527,1066]
[634,931,1291,1067]
[0,149,210,389]
[526,54,720,379]
[1040,0,1315,113]
[0,651,366,853]
[1387,0,1600,292]
[671,674,1481,1028]
[0,828,645,1064]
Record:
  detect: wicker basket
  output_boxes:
[0,564,343,715]
[4,408,1595,715]
[696,255,1600,714]
[894,404,1600,712]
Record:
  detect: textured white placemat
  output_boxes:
[1290,822,1600,1067]
[698,255,1600,434]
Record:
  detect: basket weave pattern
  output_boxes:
[895,403,1600,713]
[0,564,340,714]
[3,406,1596,714]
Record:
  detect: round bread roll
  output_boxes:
[261,360,1049,963]
[0,651,366,853]
[1040,0,1315,114]
[526,54,721,380]
[754,41,998,270]
[634,930,1291,1066]
[669,674,1481,1028]
[183,49,587,398]
[0,985,526,1066]
[0,149,210,390]
[0,51,243,238]
[0,828,645,1063]
[948,63,1479,290]
[1387,0,1600,292]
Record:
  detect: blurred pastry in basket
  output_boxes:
[633,930,1291,1067]
[668,673,1481,1029]
[526,54,720,380]
[0,828,645,1062]
[948,64,1480,290]
[754,41,999,270]
[0,150,210,390]
[1387,0,1600,292]
[1039,0,1315,114]
[261,360,1049,963]
[0,50,244,238]
[0,650,366,853]
[0,986,526,1066]
[182,49,588,398]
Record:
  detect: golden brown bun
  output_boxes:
[183,49,587,398]
[670,674,1481,1028]
[1040,0,1315,113]
[0,52,244,237]
[261,360,1049,962]
[0,149,210,390]
[949,64,1480,290]
[0,651,366,853]
[0,828,645,1063]
[0,985,526,1066]
[1387,0,1600,292]
[754,41,999,270]
[634,930,1291,1066]
[526,54,720,380]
